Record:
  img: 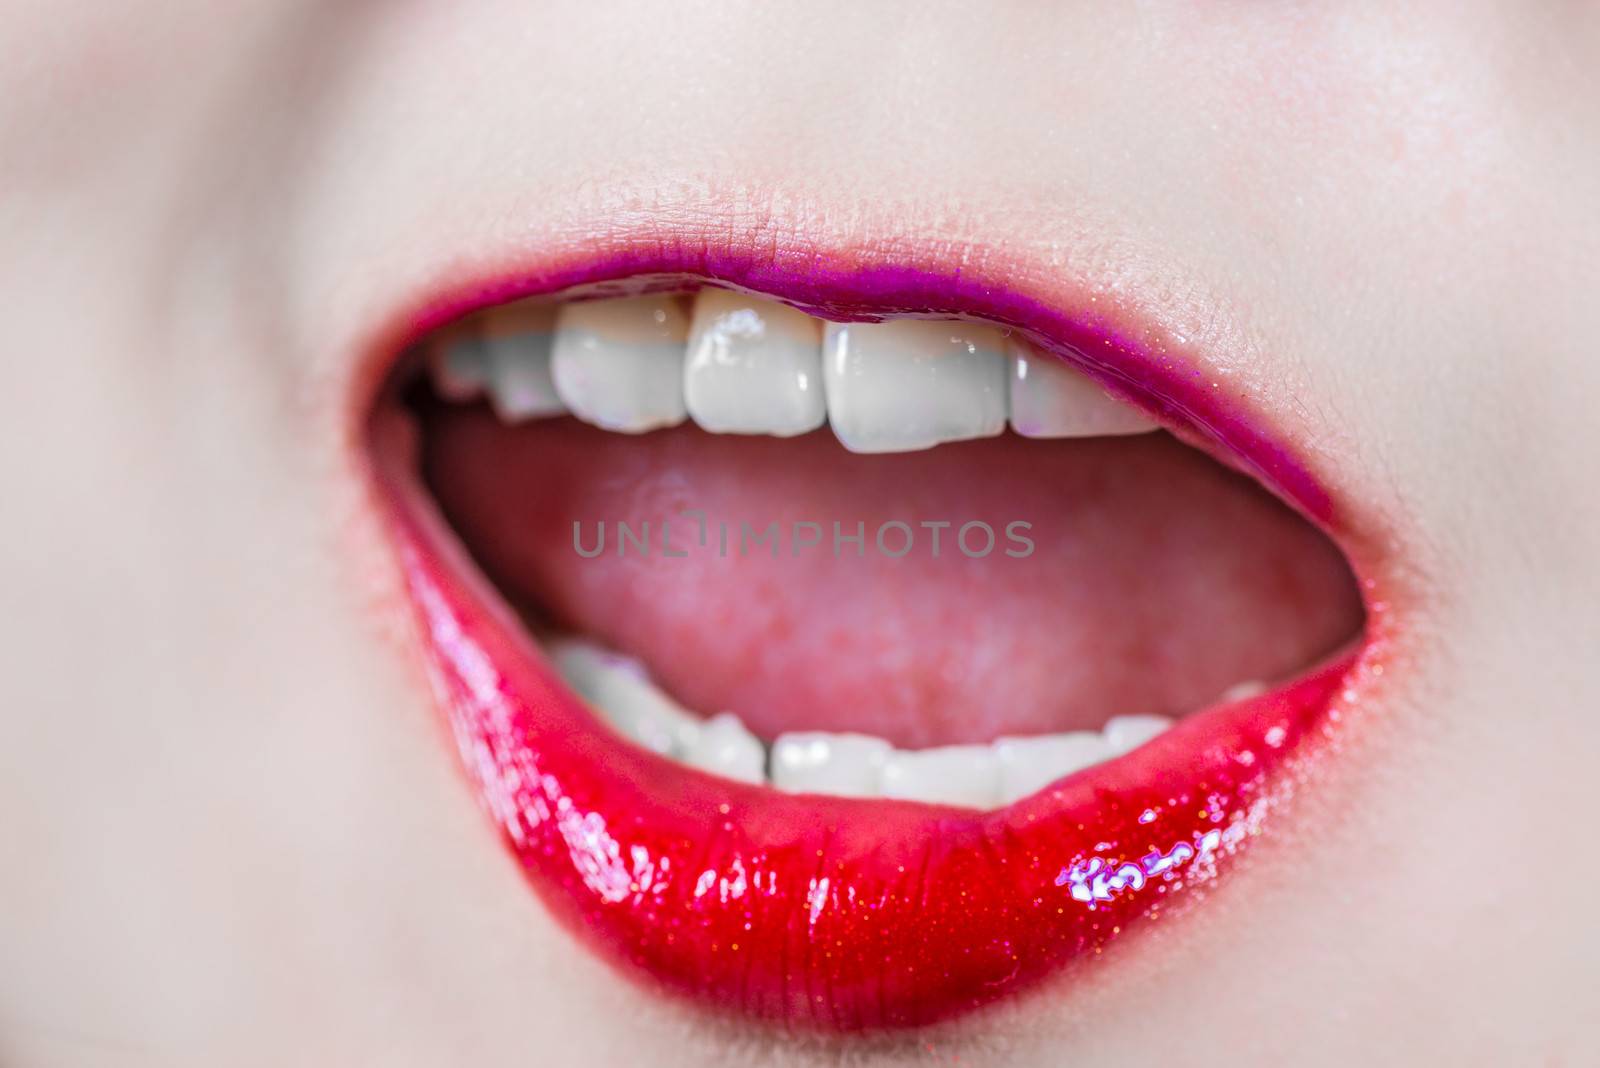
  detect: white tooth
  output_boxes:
[680,711,766,785]
[550,295,689,432]
[1008,339,1159,437]
[486,335,564,421]
[771,732,891,797]
[684,290,826,436]
[427,335,489,401]
[1102,714,1176,755]
[879,744,1000,808]
[481,303,565,422]
[1220,679,1268,703]
[823,320,1008,453]
[993,732,1115,803]
[546,640,700,756]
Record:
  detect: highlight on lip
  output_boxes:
[362,254,1383,1031]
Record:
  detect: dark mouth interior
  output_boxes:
[400,301,1365,750]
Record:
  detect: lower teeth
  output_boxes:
[546,637,1226,809]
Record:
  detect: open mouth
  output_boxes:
[361,248,1383,1032]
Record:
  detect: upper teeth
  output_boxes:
[550,294,691,433]
[548,637,1181,808]
[428,291,1159,450]
[481,302,564,421]
[684,288,828,436]
[822,319,1010,453]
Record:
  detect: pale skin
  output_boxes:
[2,2,1597,1065]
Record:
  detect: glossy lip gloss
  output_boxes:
[360,244,1395,1031]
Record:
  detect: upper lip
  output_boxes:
[354,213,1401,1032]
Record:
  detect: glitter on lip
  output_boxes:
[359,238,1390,1030]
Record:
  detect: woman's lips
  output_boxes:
[359,245,1391,1031]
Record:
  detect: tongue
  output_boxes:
[421,407,1363,748]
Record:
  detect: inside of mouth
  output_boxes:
[393,284,1366,809]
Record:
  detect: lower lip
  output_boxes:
[387,482,1362,1029]
[364,253,1385,1030]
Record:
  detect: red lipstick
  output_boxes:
[361,242,1390,1031]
